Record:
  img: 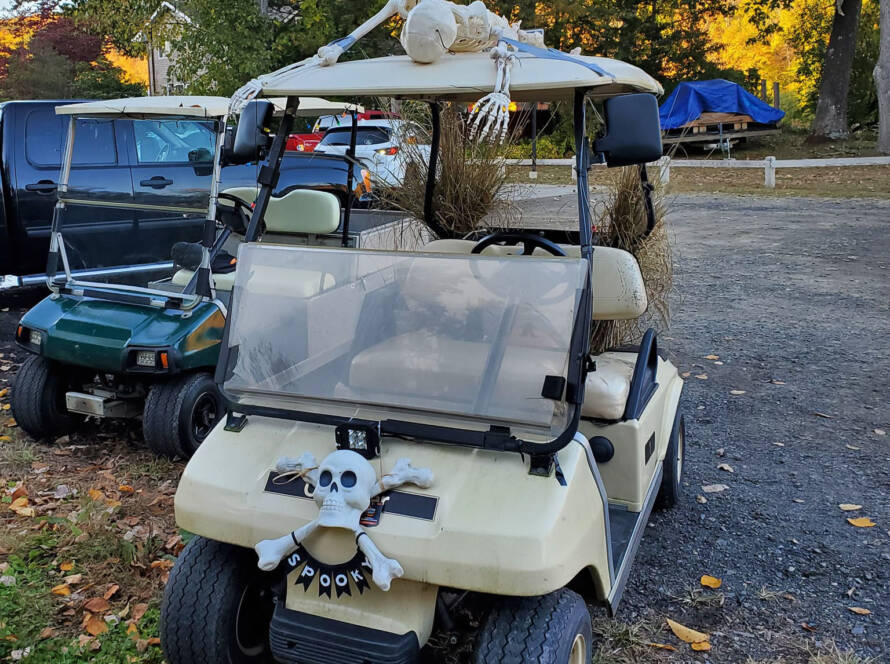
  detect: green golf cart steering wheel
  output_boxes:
[471,231,567,257]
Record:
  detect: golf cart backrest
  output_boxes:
[422,240,647,320]
[218,187,341,238]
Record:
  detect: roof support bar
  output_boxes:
[423,102,446,238]
[341,107,359,247]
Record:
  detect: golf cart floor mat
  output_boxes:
[608,504,640,572]
[269,605,419,663]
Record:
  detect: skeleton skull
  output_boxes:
[312,450,378,529]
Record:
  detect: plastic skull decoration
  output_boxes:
[254,449,434,592]
[313,449,378,529]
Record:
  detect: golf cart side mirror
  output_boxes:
[189,147,213,176]
[227,100,274,165]
[593,93,663,167]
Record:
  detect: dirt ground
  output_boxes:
[1,191,889,662]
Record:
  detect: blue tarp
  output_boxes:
[659,79,785,130]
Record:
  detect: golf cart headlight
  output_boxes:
[29,330,42,346]
[136,350,157,367]
[16,325,43,349]
[335,422,380,459]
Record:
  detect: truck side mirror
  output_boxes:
[227,100,274,165]
[593,94,663,167]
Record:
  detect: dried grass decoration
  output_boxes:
[380,102,513,238]
[589,165,673,354]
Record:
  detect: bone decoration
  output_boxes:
[255,450,434,592]
[229,0,546,142]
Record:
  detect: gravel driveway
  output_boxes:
[1,192,888,662]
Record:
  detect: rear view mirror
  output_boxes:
[227,100,274,165]
[593,94,663,167]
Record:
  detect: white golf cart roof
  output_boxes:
[55,96,364,119]
[255,51,662,102]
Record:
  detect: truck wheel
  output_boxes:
[160,537,275,664]
[11,355,83,440]
[655,413,685,510]
[143,372,222,459]
[473,588,593,664]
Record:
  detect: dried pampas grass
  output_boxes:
[590,165,673,354]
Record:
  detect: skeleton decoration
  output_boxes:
[255,450,434,592]
[229,0,546,142]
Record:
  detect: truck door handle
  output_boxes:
[25,180,57,194]
[140,176,174,189]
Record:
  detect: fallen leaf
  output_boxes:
[717,463,734,473]
[839,504,862,512]
[103,584,120,600]
[150,559,174,571]
[700,575,722,589]
[773,442,785,447]
[147,637,161,646]
[813,412,834,419]
[5,418,16,427]
[729,390,746,395]
[770,379,786,385]
[696,495,708,504]
[131,603,149,622]
[63,574,83,585]
[875,429,886,436]
[126,622,139,639]
[801,622,817,632]
[83,597,110,613]
[59,561,74,572]
[702,483,729,493]
[84,614,108,636]
[848,607,871,615]
[666,618,709,644]
[847,517,876,528]
[793,498,804,503]
[691,642,712,651]
[51,584,71,596]
[10,486,27,501]
[716,447,725,457]
[8,496,28,510]
[846,445,861,450]
[705,354,719,360]
[648,643,677,651]
[681,372,691,378]
[0,388,8,398]
[87,489,103,501]
[118,485,135,494]
[714,361,724,365]
[695,373,708,380]
[37,627,54,640]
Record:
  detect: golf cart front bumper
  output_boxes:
[269,605,419,664]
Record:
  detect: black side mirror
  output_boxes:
[227,100,274,165]
[189,147,213,176]
[593,93,663,167]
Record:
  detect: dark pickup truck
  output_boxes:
[0,100,362,288]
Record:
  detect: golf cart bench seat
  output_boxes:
[422,239,647,320]
[171,189,341,293]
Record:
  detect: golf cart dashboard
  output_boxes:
[217,244,592,453]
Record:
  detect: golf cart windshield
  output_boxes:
[222,245,588,435]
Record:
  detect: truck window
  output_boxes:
[133,119,215,164]
[25,110,117,167]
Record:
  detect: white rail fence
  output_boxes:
[506,156,890,188]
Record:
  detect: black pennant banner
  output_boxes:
[283,545,370,599]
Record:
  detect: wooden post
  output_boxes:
[658,156,671,185]
[773,82,781,109]
[764,156,776,188]
[761,80,768,101]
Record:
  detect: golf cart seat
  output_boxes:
[421,239,648,421]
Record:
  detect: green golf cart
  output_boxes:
[11,95,370,458]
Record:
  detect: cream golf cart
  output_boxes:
[161,31,685,664]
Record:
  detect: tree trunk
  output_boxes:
[811,0,863,140]
[876,0,890,153]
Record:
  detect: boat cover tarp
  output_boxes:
[659,79,785,130]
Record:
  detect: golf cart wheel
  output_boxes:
[11,355,83,440]
[143,372,222,459]
[160,537,275,664]
[474,588,592,664]
[655,412,685,510]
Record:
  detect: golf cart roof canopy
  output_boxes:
[55,95,364,119]
[254,51,662,102]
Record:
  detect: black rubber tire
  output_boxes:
[11,354,83,440]
[473,588,593,664]
[160,537,275,664]
[143,372,223,459]
[655,412,685,510]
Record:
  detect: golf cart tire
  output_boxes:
[161,537,274,664]
[11,355,83,440]
[473,588,593,664]
[655,413,685,510]
[143,372,222,459]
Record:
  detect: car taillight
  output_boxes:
[375,146,398,156]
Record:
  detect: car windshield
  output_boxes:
[222,245,588,435]
[320,126,391,146]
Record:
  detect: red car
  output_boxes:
[287,110,398,152]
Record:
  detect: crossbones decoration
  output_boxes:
[230,0,545,142]
[255,450,433,592]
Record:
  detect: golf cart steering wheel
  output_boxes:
[471,231,567,257]
[216,193,254,234]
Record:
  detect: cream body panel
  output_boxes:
[580,355,682,510]
[175,419,611,599]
